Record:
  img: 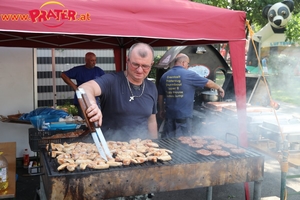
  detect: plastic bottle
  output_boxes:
[0,151,8,191]
[23,149,29,168]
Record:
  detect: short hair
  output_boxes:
[174,53,188,64]
[128,43,154,60]
[85,52,96,59]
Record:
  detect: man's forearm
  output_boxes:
[61,73,78,91]
[79,80,102,105]
[205,80,221,90]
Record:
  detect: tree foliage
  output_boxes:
[286,12,300,42]
[192,0,299,33]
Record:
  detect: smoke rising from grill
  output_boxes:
[192,108,240,143]
[268,52,300,99]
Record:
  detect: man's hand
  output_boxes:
[205,80,225,98]
[79,80,103,125]
[86,103,103,126]
[217,87,225,98]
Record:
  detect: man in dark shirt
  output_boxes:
[79,43,157,141]
[61,52,105,118]
[158,53,225,138]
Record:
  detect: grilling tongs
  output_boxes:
[75,88,111,161]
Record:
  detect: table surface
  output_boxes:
[250,140,300,168]
[0,142,16,199]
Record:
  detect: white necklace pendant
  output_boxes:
[129,96,134,102]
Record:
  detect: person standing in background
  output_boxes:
[220,43,227,59]
[61,52,105,118]
[261,54,269,74]
[158,53,225,138]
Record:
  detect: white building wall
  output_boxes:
[36,49,116,107]
[0,47,36,157]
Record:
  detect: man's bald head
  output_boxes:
[85,52,97,69]
[174,53,190,69]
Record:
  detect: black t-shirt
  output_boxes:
[95,72,157,141]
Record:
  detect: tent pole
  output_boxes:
[121,47,124,71]
[51,48,57,108]
[228,40,249,200]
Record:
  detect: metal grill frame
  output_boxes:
[40,138,264,199]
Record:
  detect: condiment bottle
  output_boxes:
[0,151,8,191]
[23,149,29,168]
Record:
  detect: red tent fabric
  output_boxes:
[0,0,244,42]
[0,0,247,146]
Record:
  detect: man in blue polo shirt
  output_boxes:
[61,52,105,118]
[158,53,225,138]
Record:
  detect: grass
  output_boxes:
[267,75,300,106]
[216,71,300,107]
[271,89,300,105]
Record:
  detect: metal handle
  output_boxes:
[76,90,95,132]
[79,88,99,128]
[225,132,239,147]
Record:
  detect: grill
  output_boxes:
[28,128,88,152]
[39,137,264,199]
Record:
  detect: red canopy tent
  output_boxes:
[0,0,247,145]
[0,0,250,198]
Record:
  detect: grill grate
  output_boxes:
[28,127,89,152]
[41,137,262,177]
